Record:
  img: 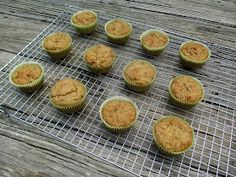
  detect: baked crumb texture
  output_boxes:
[100,97,137,133]
[71,10,97,34]
[153,116,194,154]
[9,62,44,92]
[105,19,132,44]
[42,32,72,59]
[180,41,210,68]
[50,78,87,113]
[84,44,116,73]
[169,75,204,107]
[123,60,156,92]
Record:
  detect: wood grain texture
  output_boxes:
[0,0,235,177]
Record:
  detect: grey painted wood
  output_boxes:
[0,0,235,177]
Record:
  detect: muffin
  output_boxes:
[99,96,138,133]
[71,10,97,34]
[153,116,194,155]
[169,75,204,107]
[50,78,87,113]
[123,60,156,92]
[105,19,132,44]
[9,61,44,92]
[83,44,116,74]
[179,40,211,68]
[140,29,169,55]
[42,32,72,59]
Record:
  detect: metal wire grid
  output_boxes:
[0,7,235,177]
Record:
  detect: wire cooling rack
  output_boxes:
[0,6,235,177]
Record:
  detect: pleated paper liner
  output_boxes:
[42,32,72,60]
[140,29,169,55]
[71,10,98,34]
[179,40,211,69]
[99,96,138,133]
[49,82,87,114]
[105,19,132,44]
[152,116,195,155]
[168,75,205,108]
[9,61,44,93]
[123,60,157,93]
[83,45,116,74]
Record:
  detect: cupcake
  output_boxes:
[105,19,132,44]
[71,10,97,34]
[42,32,72,59]
[99,96,138,133]
[83,44,116,74]
[9,61,44,92]
[123,60,156,92]
[153,116,194,155]
[179,40,211,68]
[50,78,87,113]
[168,75,204,107]
[140,29,169,55]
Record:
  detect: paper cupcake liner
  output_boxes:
[140,29,169,55]
[71,10,97,34]
[179,41,211,69]
[168,75,205,107]
[50,82,87,114]
[99,96,138,133]
[105,19,132,44]
[83,45,116,74]
[42,32,72,60]
[123,60,157,93]
[153,116,194,155]
[9,61,44,93]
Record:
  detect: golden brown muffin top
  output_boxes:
[101,100,136,127]
[181,42,209,61]
[124,61,156,86]
[142,31,168,48]
[84,44,115,68]
[106,19,131,36]
[43,32,71,51]
[154,117,193,152]
[73,11,96,25]
[11,64,42,85]
[170,75,203,103]
[51,78,86,107]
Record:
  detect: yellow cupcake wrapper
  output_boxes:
[9,61,44,92]
[105,19,132,44]
[71,10,97,34]
[153,116,195,155]
[99,96,138,133]
[123,59,157,93]
[179,40,211,69]
[42,32,72,60]
[168,75,205,107]
[140,29,169,55]
[50,81,87,114]
[82,45,116,74]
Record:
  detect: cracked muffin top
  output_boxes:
[153,116,193,153]
[124,60,156,86]
[43,32,71,51]
[170,75,203,103]
[11,63,42,85]
[142,31,168,48]
[84,44,115,68]
[101,100,136,127]
[72,11,97,26]
[51,78,86,107]
[181,41,209,61]
[106,19,131,36]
